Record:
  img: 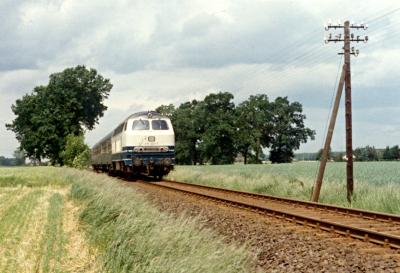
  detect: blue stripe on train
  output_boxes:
[112,151,175,166]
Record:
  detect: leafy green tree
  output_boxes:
[156,104,176,117]
[390,145,400,160]
[172,100,203,165]
[354,147,367,161]
[382,146,391,160]
[333,152,345,162]
[13,149,25,166]
[155,93,314,165]
[7,65,112,164]
[269,97,315,163]
[316,146,332,161]
[354,146,379,161]
[60,134,90,168]
[198,92,237,164]
[6,87,47,162]
[235,94,272,164]
[366,146,379,161]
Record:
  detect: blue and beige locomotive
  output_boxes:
[91,111,175,178]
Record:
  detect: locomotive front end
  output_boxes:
[123,112,175,178]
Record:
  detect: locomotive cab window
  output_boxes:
[132,120,149,130]
[151,120,169,130]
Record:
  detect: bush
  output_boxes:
[60,134,91,168]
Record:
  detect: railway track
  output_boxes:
[137,180,400,249]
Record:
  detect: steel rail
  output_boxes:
[163,180,400,223]
[140,181,400,249]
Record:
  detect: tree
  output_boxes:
[389,145,400,160]
[13,149,25,166]
[382,146,391,160]
[366,146,379,161]
[156,104,175,117]
[235,94,272,164]
[155,93,315,165]
[60,134,91,168]
[198,92,237,164]
[7,65,112,164]
[316,146,332,161]
[269,97,315,163]
[333,152,345,162]
[172,100,203,165]
[354,146,379,161]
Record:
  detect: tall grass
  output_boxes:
[69,170,255,273]
[166,162,400,214]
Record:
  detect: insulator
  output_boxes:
[364,24,368,30]
[328,33,332,39]
[351,33,354,39]
[364,36,369,42]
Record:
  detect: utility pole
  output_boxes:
[312,65,345,202]
[312,20,368,203]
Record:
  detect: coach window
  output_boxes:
[152,120,169,130]
[132,120,149,130]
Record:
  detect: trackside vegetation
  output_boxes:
[0,167,255,273]
[166,162,400,214]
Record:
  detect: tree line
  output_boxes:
[308,145,400,162]
[0,150,25,166]
[156,92,315,164]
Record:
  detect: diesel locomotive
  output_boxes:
[91,111,175,179]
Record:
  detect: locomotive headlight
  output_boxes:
[133,147,144,152]
[159,147,169,152]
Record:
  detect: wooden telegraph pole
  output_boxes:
[311,21,368,203]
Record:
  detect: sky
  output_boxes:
[1,0,399,157]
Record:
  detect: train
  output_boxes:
[91,111,175,179]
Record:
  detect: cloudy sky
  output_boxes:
[1,0,399,157]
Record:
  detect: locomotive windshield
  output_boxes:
[132,120,149,130]
[152,120,169,130]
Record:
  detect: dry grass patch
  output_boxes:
[60,199,99,273]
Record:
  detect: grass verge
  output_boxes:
[166,162,400,214]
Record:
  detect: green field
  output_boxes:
[166,161,400,214]
[0,168,96,272]
[0,167,254,273]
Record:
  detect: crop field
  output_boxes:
[166,161,400,214]
[0,168,96,273]
[0,167,254,273]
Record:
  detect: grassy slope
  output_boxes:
[166,162,400,214]
[0,167,255,273]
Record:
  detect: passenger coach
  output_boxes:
[91,111,175,179]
